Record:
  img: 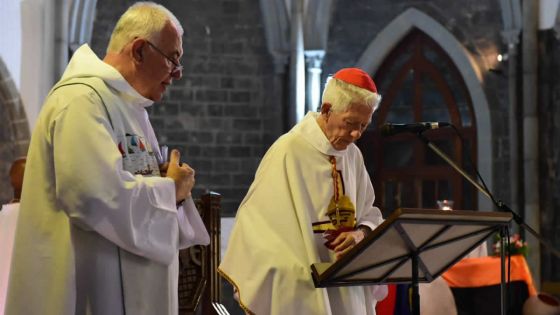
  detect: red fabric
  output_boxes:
[375,284,396,315]
[333,68,377,93]
[442,255,537,296]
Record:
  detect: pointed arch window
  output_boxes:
[357,29,477,216]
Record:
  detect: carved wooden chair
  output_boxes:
[178,191,225,314]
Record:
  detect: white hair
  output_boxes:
[321,77,382,112]
[106,1,184,53]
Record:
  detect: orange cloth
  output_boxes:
[442,255,537,296]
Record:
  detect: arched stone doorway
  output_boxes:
[355,8,492,212]
[358,29,477,215]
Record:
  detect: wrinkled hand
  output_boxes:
[329,229,366,260]
[165,149,195,202]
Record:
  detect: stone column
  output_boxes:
[288,0,305,127]
[522,0,541,288]
[305,50,325,113]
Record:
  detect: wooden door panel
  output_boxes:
[358,29,477,213]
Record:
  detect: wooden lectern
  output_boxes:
[311,208,513,315]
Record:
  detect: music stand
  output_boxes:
[311,208,513,315]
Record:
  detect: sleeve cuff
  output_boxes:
[143,176,177,212]
[357,221,376,234]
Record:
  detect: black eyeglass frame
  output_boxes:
[146,40,183,74]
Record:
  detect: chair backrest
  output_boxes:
[8,157,26,203]
[178,191,222,315]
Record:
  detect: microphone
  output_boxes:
[380,122,450,136]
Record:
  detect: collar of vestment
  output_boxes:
[291,112,349,157]
[59,44,154,108]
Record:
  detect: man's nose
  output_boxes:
[351,129,363,139]
[171,68,182,80]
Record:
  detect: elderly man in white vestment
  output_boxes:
[219,68,388,315]
[5,2,209,315]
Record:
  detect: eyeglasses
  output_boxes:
[343,118,369,133]
[146,40,183,75]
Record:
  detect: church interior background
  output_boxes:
[2,0,560,313]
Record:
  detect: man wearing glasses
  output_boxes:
[6,2,209,315]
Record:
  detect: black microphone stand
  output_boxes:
[414,131,560,315]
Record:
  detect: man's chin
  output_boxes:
[154,84,168,101]
[150,92,164,102]
[333,143,350,150]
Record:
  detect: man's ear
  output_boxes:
[131,39,145,64]
[321,103,332,116]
